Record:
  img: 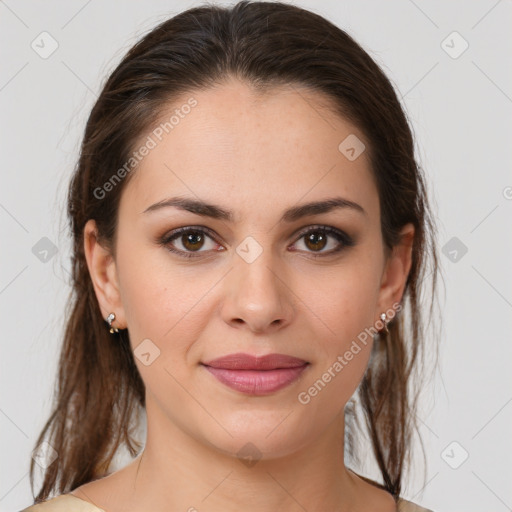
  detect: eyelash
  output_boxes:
[159,225,355,260]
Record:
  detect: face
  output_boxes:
[85,77,413,460]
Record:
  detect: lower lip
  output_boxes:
[202,364,309,395]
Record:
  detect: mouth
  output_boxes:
[201,353,310,395]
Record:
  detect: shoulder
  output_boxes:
[20,494,106,512]
[397,497,434,512]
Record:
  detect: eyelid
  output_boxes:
[159,224,354,258]
[290,224,355,254]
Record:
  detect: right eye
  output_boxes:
[159,227,224,259]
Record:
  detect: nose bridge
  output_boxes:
[222,234,293,331]
[234,235,283,304]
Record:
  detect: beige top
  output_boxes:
[21,493,433,511]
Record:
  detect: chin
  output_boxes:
[199,412,314,462]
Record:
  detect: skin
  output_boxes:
[77,77,413,512]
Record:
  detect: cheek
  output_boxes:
[291,255,380,402]
[116,240,195,334]
[295,342,372,438]
[293,254,381,343]
[117,263,209,406]
[296,268,377,417]
[116,247,220,374]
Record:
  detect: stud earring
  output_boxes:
[106,312,119,334]
[380,312,389,334]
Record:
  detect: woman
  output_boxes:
[22,1,440,510]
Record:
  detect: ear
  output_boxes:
[374,222,415,322]
[83,219,126,330]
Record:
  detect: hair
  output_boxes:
[29,0,441,504]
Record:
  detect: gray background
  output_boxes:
[1,1,511,511]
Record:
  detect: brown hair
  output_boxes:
[29,0,441,503]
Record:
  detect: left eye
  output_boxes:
[160,226,353,259]
[162,228,220,257]
[292,227,350,255]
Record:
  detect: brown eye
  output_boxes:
[161,227,220,258]
[304,231,328,252]
[292,226,355,257]
[160,225,354,260]
[181,231,205,251]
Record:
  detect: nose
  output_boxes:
[221,248,295,334]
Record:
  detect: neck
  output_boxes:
[105,393,392,512]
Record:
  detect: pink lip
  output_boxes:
[201,353,309,395]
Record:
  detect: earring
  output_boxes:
[380,312,389,334]
[106,312,119,334]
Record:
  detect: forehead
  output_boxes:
[120,78,379,223]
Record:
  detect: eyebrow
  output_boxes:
[142,196,367,222]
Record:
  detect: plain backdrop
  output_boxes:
[1,1,511,511]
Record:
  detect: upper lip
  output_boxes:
[202,353,308,370]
